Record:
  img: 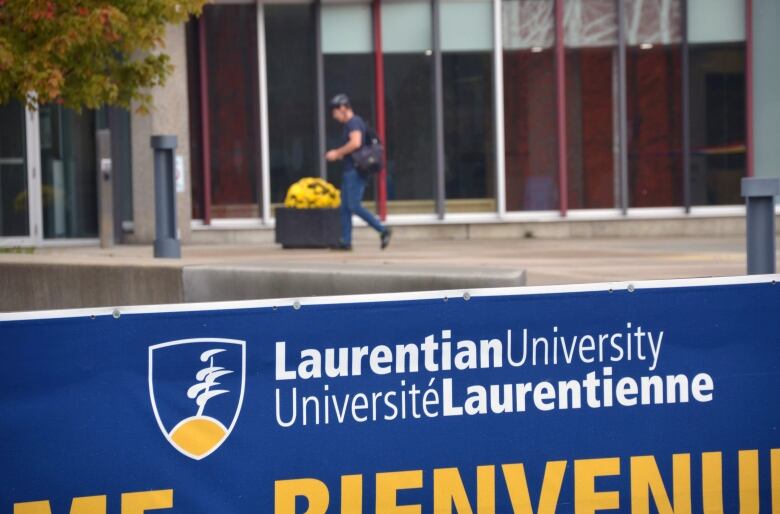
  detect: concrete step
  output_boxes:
[0,260,525,313]
[190,215,759,245]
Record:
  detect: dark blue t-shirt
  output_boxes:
[342,115,366,171]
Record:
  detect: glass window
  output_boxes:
[689,44,746,206]
[625,0,683,207]
[322,3,376,199]
[267,4,319,206]
[502,0,558,211]
[39,105,98,238]
[687,0,746,206]
[564,0,617,47]
[185,19,204,220]
[322,3,373,53]
[565,0,618,209]
[210,5,261,218]
[186,5,261,219]
[625,0,682,46]
[0,101,29,237]
[689,0,745,44]
[442,0,495,212]
[503,0,554,49]
[441,0,493,51]
[382,1,432,52]
[382,0,436,214]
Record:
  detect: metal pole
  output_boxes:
[315,0,327,180]
[616,0,629,214]
[742,177,778,275]
[554,0,568,217]
[681,0,691,213]
[745,0,754,177]
[372,0,388,221]
[96,129,113,248]
[432,0,446,220]
[198,14,213,225]
[257,2,272,223]
[492,0,506,218]
[151,135,181,259]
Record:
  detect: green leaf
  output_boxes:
[0,0,207,111]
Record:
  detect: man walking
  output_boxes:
[325,93,392,250]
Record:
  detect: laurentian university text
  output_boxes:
[274,323,714,428]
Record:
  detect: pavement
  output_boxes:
[8,235,774,286]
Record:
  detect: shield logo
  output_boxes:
[148,338,246,460]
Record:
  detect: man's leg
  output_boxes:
[353,205,386,234]
[339,202,353,247]
[351,176,385,234]
[340,171,358,247]
[351,174,392,249]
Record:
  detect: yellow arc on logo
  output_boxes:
[169,416,228,458]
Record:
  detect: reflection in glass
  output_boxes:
[39,105,98,238]
[325,54,376,200]
[625,0,683,207]
[503,0,558,211]
[565,0,617,209]
[322,3,376,201]
[211,5,261,218]
[442,0,495,212]
[384,54,436,213]
[186,5,261,219]
[0,101,29,237]
[689,43,745,206]
[382,1,436,214]
[267,4,318,205]
[443,54,495,210]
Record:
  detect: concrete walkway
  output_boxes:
[8,236,771,286]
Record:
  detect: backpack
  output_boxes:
[353,126,384,177]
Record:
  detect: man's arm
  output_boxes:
[325,130,362,161]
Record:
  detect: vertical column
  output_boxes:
[25,102,43,243]
[372,0,388,220]
[616,0,629,213]
[315,0,327,179]
[554,0,568,216]
[493,0,506,217]
[197,15,212,225]
[151,135,181,258]
[742,178,779,274]
[745,0,754,177]
[681,0,691,212]
[257,1,272,223]
[432,0,446,219]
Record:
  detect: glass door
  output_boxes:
[38,105,98,239]
[0,101,34,245]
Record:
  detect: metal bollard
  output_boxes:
[741,177,779,275]
[151,135,181,258]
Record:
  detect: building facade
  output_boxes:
[1,0,778,246]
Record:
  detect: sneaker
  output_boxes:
[332,242,352,251]
[380,228,392,250]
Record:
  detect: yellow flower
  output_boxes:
[284,177,341,209]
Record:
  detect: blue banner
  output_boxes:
[1,277,779,513]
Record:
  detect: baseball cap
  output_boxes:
[329,93,351,109]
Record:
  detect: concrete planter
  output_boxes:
[274,207,341,249]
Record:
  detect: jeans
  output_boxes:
[340,168,385,246]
